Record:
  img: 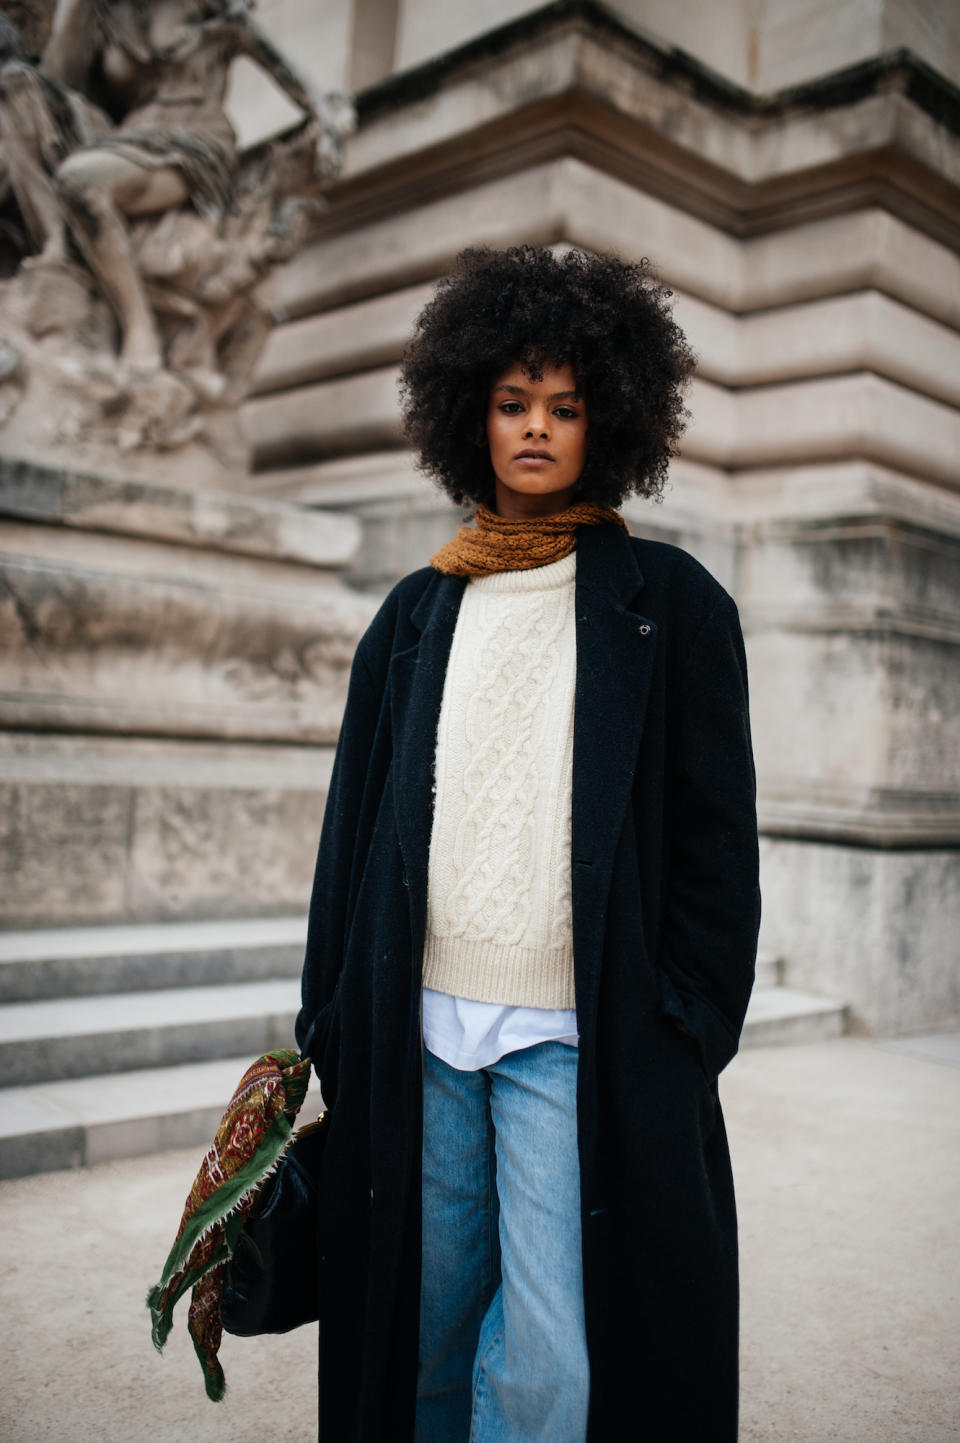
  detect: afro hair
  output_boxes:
[398,245,696,510]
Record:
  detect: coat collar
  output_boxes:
[390,524,658,997]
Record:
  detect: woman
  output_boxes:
[296,245,761,1442]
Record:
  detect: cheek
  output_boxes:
[487,414,509,456]
[571,425,588,468]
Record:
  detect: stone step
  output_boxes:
[742,984,847,1047]
[0,979,301,1088]
[0,1054,326,1181]
[0,965,843,1178]
[0,916,307,1004]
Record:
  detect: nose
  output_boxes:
[523,406,550,438]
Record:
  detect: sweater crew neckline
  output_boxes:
[468,550,577,594]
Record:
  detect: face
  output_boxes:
[486,360,588,518]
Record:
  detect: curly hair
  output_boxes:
[398,245,696,509]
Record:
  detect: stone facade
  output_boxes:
[0,459,375,927]
[238,0,960,1035]
[1,0,957,1034]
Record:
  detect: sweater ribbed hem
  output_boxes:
[422,932,576,1011]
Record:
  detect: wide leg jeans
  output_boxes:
[415,1040,589,1443]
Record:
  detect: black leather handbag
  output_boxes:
[220,1113,327,1336]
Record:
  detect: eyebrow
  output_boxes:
[494,384,582,401]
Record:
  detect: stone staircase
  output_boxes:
[0,918,305,1180]
[743,952,847,1047]
[0,926,846,1180]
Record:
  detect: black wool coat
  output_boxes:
[295,521,761,1443]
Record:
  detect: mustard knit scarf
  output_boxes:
[430,501,627,577]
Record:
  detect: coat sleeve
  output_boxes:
[657,591,761,1078]
[295,639,389,1064]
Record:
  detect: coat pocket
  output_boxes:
[656,966,740,1080]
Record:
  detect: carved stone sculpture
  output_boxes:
[0,1,353,486]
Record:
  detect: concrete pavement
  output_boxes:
[1,1033,958,1442]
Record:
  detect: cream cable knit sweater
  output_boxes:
[422,551,577,1010]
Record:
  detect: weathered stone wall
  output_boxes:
[2,0,956,1029]
[370,0,960,97]
[0,460,375,926]
[238,1,960,1033]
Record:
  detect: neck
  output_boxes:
[492,481,577,520]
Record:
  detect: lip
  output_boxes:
[514,450,555,462]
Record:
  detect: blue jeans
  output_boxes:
[416,1042,589,1443]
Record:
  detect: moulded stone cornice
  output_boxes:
[252,454,960,633]
[305,2,960,252]
[0,546,374,742]
[358,3,960,139]
[245,361,960,492]
[251,446,731,522]
[253,275,960,414]
[737,507,960,645]
[0,481,377,743]
[0,460,360,571]
[676,291,960,409]
[756,787,960,849]
[253,283,435,396]
[741,509,960,557]
[740,601,960,648]
[690,374,960,488]
[250,449,736,561]
[264,163,570,317]
[250,450,428,506]
[695,369,958,487]
[727,462,960,540]
[0,519,368,599]
[245,367,405,468]
[0,731,335,792]
[559,162,960,321]
[264,161,960,329]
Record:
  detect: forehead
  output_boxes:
[490,359,579,394]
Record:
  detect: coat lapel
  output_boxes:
[571,525,658,998]
[388,524,657,986]
[389,570,466,959]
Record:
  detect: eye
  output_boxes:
[554,406,580,419]
[498,401,524,414]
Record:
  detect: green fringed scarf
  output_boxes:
[146,1048,311,1400]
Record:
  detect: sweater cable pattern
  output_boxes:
[423,552,577,1010]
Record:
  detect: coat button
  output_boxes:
[638,623,651,635]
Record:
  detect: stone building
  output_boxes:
[242,0,960,1038]
[1,0,958,1175]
